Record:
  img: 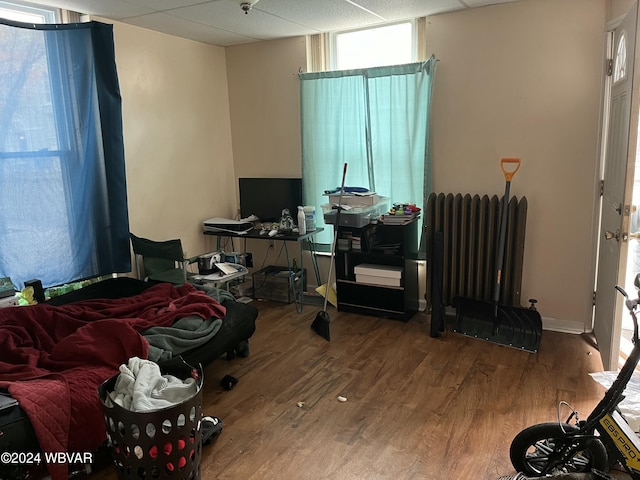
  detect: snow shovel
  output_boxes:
[311,162,348,341]
[453,158,542,352]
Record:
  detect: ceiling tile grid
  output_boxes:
[9,0,525,46]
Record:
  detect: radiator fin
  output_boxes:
[425,192,527,309]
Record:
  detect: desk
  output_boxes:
[204,228,324,312]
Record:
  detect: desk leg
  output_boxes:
[297,242,304,314]
[307,237,321,286]
[282,242,304,314]
[213,235,236,254]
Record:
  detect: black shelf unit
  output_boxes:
[335,219,419,321]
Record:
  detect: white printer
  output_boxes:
[202,217,254,234]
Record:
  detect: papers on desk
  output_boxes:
[193,262,243,281]
[216,262,240,275]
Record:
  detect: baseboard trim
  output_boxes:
[325,291,587,335]
[439,306,587,336]
[541,316,586,335]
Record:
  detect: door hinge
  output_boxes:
[600,180,604,196]
[607,58,613,76]
[593,291,597,306]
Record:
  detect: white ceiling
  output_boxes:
[25,0,524,47]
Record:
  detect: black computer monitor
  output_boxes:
[239,177,303,223]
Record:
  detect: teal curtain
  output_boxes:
[300,58,436,246]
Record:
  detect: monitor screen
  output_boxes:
[239,178,303,223]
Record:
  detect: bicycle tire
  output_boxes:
[510,422,608,476]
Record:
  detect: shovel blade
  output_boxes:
[452,297,542,353]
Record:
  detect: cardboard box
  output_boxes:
[355,274,402,287]
[354,264,403,277]
[354,264,403,287]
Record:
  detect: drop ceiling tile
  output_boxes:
[462,0,524,6]
[25,0,525,46]
[351,0,467,21]
[32,0,154,19]
[125,11,258,45]
[123,0,214,14]
[254,0,387,32]
[168,1,319,40]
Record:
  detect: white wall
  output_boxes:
[111,22,236,264]
[225,37,312,277]
[425,0,606,330]
[106,0,613,331]
[226,37,306,182]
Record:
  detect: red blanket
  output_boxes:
[0,282,226,480]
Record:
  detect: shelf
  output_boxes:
[337,278,404,291]
[335,220,419,322]
[338,302,410,321]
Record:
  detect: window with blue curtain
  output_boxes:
[299,58,436,248]
[0,19,130,289]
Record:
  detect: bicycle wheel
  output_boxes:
[510,422,609,476]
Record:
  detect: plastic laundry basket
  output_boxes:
[98,358,204,480]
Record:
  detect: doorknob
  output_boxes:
[604,230,620,241]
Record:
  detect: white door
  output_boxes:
[594,3,639,371]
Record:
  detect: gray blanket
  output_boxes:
[143,285,233,362]
[108,356,197,411]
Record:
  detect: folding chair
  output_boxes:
[130,233,199,285]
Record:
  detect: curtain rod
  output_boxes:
[294,54,438,77]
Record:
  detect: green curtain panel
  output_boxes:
[299,58,437,247]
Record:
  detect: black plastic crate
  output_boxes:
[252,266,306,303]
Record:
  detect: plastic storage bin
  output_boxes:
[98,358,204,480]
[322,199,388,228]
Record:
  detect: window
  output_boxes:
[0,10,130,289]
[302,21,433,248]
[330,21,415,70]
[0,0,58,23]
[300,60,436,246]
[614,31,627,83]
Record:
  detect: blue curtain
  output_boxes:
[0,19,130,289]
[300,59,436,246]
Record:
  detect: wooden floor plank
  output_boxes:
[88,300,605,480]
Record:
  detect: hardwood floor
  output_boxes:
[90,301,605,480]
